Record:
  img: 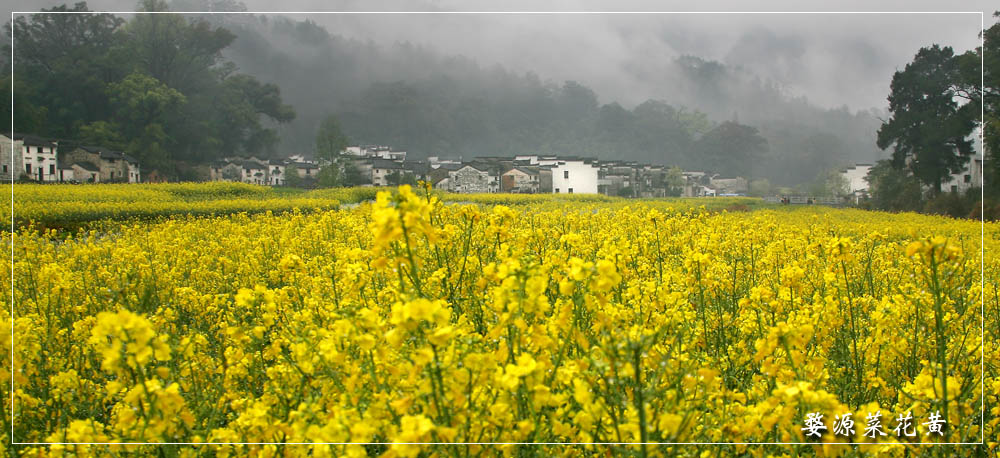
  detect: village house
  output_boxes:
[840,163,873,203]
[344,145,407,162]
[597,161,637,197]
[241,159,268,185]
[367,158,405,187]
[266,160,286,186]
[62,146,141,183]
[551,159,599,194]
[501,166,541,193]
[942,155,984,194]
[209,157,284,185]
[69,161,101,183]
[1,133,59,182]
[709,175,749,195]
[448,164,491,193]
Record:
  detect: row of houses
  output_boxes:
[344,151,748,197]
[210,147,751,197]
[1,133,141,183]
[208,155,320,186]
[840,156,984,203]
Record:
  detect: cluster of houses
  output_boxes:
[839,157,984,203]
[1,133,141,183]
[209,145,751,197]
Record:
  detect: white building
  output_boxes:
[2,133,59,182]
[942,155,984,194]
[344,145,407,161]
[551,159,599,194]
[840,163,873,194]
[241,160,267,185]
[267,161,286,186]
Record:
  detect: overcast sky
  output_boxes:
[4,0,996,111]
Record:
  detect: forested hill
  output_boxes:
[213,12,886,186]
[4,0,888,186]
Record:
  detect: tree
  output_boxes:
[316,165,342,188]
[284,165,303,188]
[315,115,350,163]
[807,169,849,197]
[865,160,924,212]
[956,11,1000,197]
[6,2,125,136]
[107,72,186,167]
[749,178,772,197]
[695,121,768,178]
[342,162,368,186]
[665,166,685,196]
[877,45,977,195]
[387,170,417,186]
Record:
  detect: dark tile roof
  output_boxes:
[369,158,404,169]
[71,161,100,172]
[10,133,56,148]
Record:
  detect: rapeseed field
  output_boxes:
[3,183,996,457]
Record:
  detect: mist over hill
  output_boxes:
[188,8,887,186]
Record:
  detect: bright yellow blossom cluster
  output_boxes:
[2,183,997,457]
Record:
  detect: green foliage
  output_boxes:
[806,169,849,198]
[877,45,977,195]
[864,160,925,212]
[922,189,980,219]
[315,165,343,188]
[283,165,304,188]
[748,179,772,197]
[387,170,417,187]
[315,115,350,162]
[6,1,295,179]
[665,166,685,196]
[342,162,369,187]
[694,121,769,178]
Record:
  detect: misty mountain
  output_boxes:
[202,9,885,186]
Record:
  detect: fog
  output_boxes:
[3,0,995,184]
[5,0,989,111]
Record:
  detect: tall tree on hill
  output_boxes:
[315,114,350,162]
[877,45,977,195]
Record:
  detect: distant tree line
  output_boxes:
[4,1,897,188]
[2,1,295,180]
[207,8,885,188]
[866,12,999,219]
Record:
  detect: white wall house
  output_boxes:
[4,134,58,182]
[841,164,873,194]
[268,161,286,186]
[942,156,984,194]
[0,134,22,181]
[551,160,599,194]
[241,161,267,185]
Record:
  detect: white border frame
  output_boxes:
[7,8,989,448]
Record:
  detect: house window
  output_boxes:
[964,174,971,183]
[563,171,569,179]
[568,188,574,194]
[25,164,31,174]
[2,165,6,174]
[951,185,958,192]
[49,164,54,174]
[555,188,559,193]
